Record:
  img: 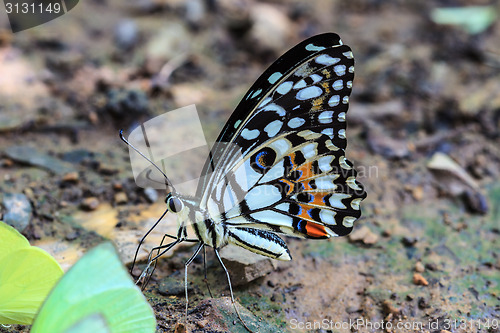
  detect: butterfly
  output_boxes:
[121,32,366,332]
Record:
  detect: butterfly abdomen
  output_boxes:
[227,227,291,261]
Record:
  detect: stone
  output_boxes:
[220,244,277,286]
[415,261,425,273]
[413,273,429,286]
[114,192,128,205]
[349,226,379,245]
[5,145,74,175]
[81,197,100,211]
[2,193,32,232]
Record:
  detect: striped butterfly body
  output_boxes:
[124,33,366,332]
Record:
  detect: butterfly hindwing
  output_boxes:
[220,131,365,239]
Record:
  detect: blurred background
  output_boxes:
[0,0,499,332]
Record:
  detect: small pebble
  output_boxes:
[413,273,429,286]
[173,322,187,333]
[196,319,208,328]
[2,193,32,231]
[412,186,424,201]
[425,263,438,271]
[346,305,361,313]
[382,300,400,316]
[81,197,100,211]
[65,231,78,241]
[62,172,79,182]
[143,187,158,203]
[418,297,429,309]
[349,226,379,245]
[98,163,119,175]
[1,158,13,167]
[114,20,138,50]
[114,192,128,205]
[415,261,425,273]
[402,236,418,247]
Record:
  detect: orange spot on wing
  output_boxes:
[304,222,328,238]
[280,179,295,196]
[297,205,311,220]
[310,193,327,206]
[296,162,315,181]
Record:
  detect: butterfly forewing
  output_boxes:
[197,33,365,255]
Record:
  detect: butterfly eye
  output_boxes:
[167,197,183,213]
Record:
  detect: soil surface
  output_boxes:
[1,0,499,332]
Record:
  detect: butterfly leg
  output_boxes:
[184,242,204,323]
[138,238,181,289]
[214,248,254,333]
[202,245,214,298]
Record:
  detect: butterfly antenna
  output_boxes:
[129,207,172,274]
[119,129,175,192]
[214,248,254,333]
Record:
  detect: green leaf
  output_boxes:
[31,242,156,333]
[64,314,110,333]
[431,6,497,35]
[0,222,63,325]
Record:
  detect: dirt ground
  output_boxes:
[0,0,499,332]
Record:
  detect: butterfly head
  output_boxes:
[165,192,184,213]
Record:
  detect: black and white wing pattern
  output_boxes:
[196,33,366,258]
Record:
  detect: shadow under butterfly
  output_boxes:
[121,32,367,333]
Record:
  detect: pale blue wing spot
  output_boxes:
[318,111,333,124]
[260,162,285,184]
[332,79,343,91]
[305,43,326,51]
[315,54,341,65]
[293,79,307,90]
[328,95,340,107]
[321,128,334,136]
[246,185,283,211]
[334,65,346,76]
[287,117,305,129]
[260,96,272,108]
[241,128,260,140]
[276,81,293,95]
[342,51,353,59]
[268,72,283,84]
[310,74,322,83]
[296,86,322,101]
[262,103,286,116]
[264,120,283,138]
[338,112,346,122]
[250,88,263,99]
[319,209,337,224]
